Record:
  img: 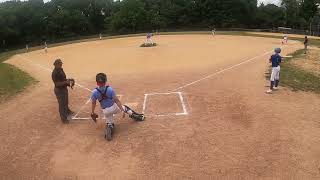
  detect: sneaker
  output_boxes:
[105,124,113,141]
[68,111,75,116]
[266,89,273,94]
[273,86,278,90]
[67,115,73,121]
[130,114,145,121]
[61,119,69,124]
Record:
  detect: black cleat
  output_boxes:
[105,123,114,141]
[130,113,145,121]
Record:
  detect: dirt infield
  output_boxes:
[1,34,320,179]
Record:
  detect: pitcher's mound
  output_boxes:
[140,43,157,47]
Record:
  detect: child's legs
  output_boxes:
[275,66,280,80]
[102,103,121,124]
[146,37,152,44]
[274,66,280,87]
[270,67,278,89]
[270,67,277,81]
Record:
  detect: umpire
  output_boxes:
[52,59,74,124]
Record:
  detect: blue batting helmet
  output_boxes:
[275,48,281,53]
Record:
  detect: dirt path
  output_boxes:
[1,35,319,179]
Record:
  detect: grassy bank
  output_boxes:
[266,49,320,93]
[0,52,36,102]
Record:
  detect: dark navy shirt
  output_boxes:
[270,54,282,67]
[52,68,67,89]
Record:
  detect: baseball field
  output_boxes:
[1,34,320,179]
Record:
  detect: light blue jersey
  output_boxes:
[91,86,116,109]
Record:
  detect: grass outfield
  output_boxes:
[280,49,320,93]
[0,52,36,102]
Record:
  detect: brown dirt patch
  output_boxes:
[144,93,183,115]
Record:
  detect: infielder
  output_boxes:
[282,34,288,44]
[266,48,282,94]
[212,28,216,36]
[91,73,144,141]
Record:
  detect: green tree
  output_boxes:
[256,3,285,28]
[300,0,318,22]
[109,0,147,33]
[281,0,301,27]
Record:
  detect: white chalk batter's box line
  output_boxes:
[142,92,188,117]
[72,95,123,120]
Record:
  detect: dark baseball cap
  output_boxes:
[53,59,63,65]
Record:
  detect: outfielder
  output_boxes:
[44,41,48,53]
[266,48,282,94]
[304,36,309,54]
[91,73,145,141]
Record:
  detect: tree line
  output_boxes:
[0,0,319,49]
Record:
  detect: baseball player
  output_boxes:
[266,48,282,94]
[282,34,288,44]
[99,33,102,40]
[26,44,29,52]
[212,28,216,36]
[44,41,48,53]
[304,36,309,54]
[91,73,145,141]
[145,32,153,44]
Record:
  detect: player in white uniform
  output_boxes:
[266,48,282,94]
[212,28,216,36]
[145,33,153,44]
[44,41,48,53]
[282,34,288,44]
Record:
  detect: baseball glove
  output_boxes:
[68,78,75,89]
[91,113,98,123]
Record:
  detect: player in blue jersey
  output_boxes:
[266,48,282,94]
[91,73,145,141]
[145,32,153,44]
